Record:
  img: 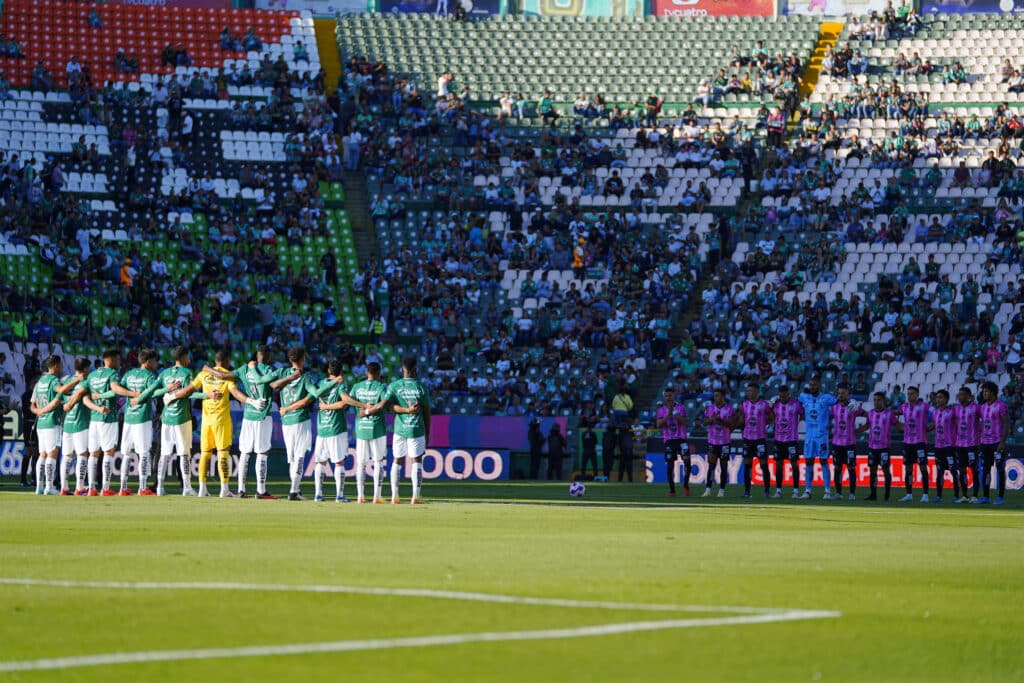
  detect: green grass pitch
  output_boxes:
[1,483,1022,682]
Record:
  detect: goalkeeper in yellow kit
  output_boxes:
[168,350,265,498]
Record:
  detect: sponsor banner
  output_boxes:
[643,445,1024,491]
[301,447,509,480]
[255,0,368,14]
[921,1,1024,13]
[783,0,890,15]
[654,0,773,18]
[113,0,234,8]
[380,0,500,16]
[521,0,644,17]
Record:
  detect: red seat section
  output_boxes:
[0,0,299,87]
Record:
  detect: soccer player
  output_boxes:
[84,350,139,496]
[111,349,162,495]
[29,356,80,495]
[170,350,264,498]
[154,346,196,497]
[273,346,332,501]
[929,389,957,503]
[311,360,360,502]
[859,391,894,501]
[736,382,772,498]
[203,346,300,499]
[351,361,390,503]
[771,385,803,498]
[61,359,92,495]
[655,387,689,497]
[977,381,1010,505]
[702,387,734,498]
[953,386,981,503]
[798,376,838,500]
[896,386,931,503]
[381,356,432,504]
[829,383,865,501]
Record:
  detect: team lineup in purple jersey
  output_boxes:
[654,378,1011,505]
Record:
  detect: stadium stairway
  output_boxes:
[342,169,380,267]
[314,18,342,95]
[797,21,844,102]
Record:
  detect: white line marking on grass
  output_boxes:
[0,610,839,673]
[0,577,787,615]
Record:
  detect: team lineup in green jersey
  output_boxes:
[26,345,431,503]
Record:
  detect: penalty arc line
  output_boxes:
[0,610,841,673]
[0,577,796,615]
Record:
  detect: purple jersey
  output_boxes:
[867,409,894,450]
[954,403,980,448]
[741,399,771,440]
[704,403,735,446]
[772,399,803,443]
[657,403,687,441]
[899,400,930,445]
[830,402,865,446]
[931,406,956,449]
[980,400,1008,445]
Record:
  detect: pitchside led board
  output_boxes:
[521,0,644,16]
[643,439,1024,491]
[380,0,500,15]
[255,0,368,14]
[782,0,890,15]
[921,0,1024,12]
[652,0,772,17]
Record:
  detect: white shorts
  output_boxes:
[38,427,62,454]
[314,433,348,464]
[393,435,426,460]
[62,429,89,456]
[121,422,154,456]
[88,421,119,453]
[239,417,273,455]
[160,421,192,457]
[356,436,387,463]
[283,421,312,463]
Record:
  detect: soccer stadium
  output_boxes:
[1,0,1023,679]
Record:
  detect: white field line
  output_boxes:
[0,577,790,615]
[0,610,840,673]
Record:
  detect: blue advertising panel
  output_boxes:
[921,0,1024,13]
[379,0,501,16]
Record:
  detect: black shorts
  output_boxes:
[832,445,853,463]
[663,439,689,463]
[956,447,976,465]
[868,449,890,468]
[775,441,798,461]
[935,447,955,470]
[708,444,726,460]
[744,439,767,460]
[903,444,927,465]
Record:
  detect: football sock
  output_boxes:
[334,464,344,498]
[790,457,800,490]
[835,463,843,494]
[997,461,1006,497]
[119,453,130,490]
[76,455,88,490]
[314,463,324,498]
[89,455,99,489]
[59,455,72,490]
[256,453,268,494]
[44,457,56,491]
[804,460,815,492]
[681,456,691,490]
[760,456,771,493]
[217,450,230,487]
[919,461,930,494]
[289,452,302,494]
[237,453,250,493]
[178,454,192,489]
[35,455,45,489]
[936,466,945,498]
[139,452,150,490]
[743,459,752,495]
[718,459,728,489]
[101,454,114,490]
[157,453,169,489]
[411,461,423,499]
[198,451,212,486]
[821,459,831,492]
[390,461,401,500]
[355,455,367,500]
[372,459,384,500]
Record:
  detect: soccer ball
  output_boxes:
[569,481,586,498]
